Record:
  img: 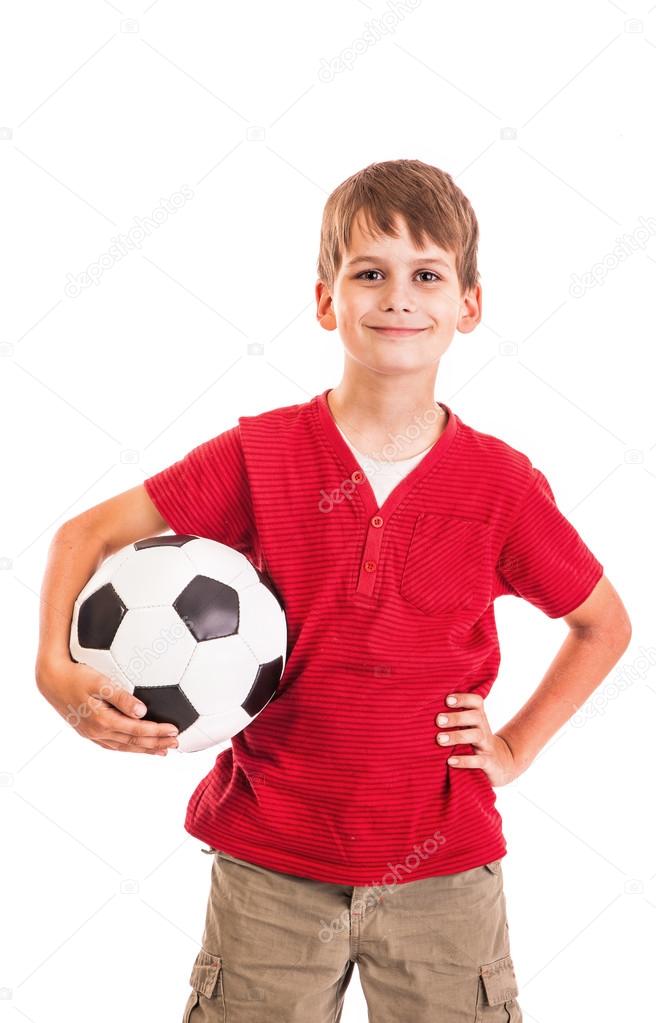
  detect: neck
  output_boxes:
[326,378,447,462]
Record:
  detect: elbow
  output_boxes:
[618,616,632,653]
[602,612,632,656]
[611,598,632,652]
[569,608,632,654]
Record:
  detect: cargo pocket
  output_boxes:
[184,948,225,1022]
[475,953,520,1021]
[399,513,491,615]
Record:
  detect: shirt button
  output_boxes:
[364,560,376,572]
[371,515,383,528]
[352,470,364,484]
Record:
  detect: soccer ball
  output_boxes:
[69,534,287,752]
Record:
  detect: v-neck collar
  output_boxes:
[314,387,459,521]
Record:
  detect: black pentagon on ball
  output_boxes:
[132,684,199,733]
[78,583,127,649]
[134,534,198,550]
[173,574,240,641]
[242,655,284,716]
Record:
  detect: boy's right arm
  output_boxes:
[35,484,181,756]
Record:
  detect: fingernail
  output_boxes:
[134,704,148,717]
[446,696,457,706]
[437,715,448,725]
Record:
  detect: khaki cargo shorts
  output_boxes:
[182,847,522,1022]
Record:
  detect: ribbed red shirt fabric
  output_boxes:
[143,388,604,885]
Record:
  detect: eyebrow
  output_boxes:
[346,254,452,270]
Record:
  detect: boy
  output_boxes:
[36,159,631,1021]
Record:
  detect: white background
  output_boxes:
[1,0,654,1019]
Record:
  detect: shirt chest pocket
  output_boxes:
[399,513,492,615]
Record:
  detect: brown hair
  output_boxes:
[316,158,480,296]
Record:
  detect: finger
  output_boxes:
[436,728,484,748]
[102,730,179,752]
[97,739,166,755]
[445,692,484,710]
[446,754,486,768]
[435,709,481,727]
[91,679,149,720]
[116,744,170,756]
[95,705,179,738]
[100,681,152,721]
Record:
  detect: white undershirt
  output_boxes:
[335,423,437,507]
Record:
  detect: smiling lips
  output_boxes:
[367,326,428,337]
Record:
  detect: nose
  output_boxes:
[380,296,416,314]
[378,277,416,313]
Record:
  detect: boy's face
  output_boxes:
[316,211,481,377]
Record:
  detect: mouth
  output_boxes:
[366,326,429,338]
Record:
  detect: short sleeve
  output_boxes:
[495,467,604,618]
[143,425,257,558]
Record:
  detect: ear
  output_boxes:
[316,279,337,331]
[457,282,483,334]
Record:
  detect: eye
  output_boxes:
[354,270,443,283]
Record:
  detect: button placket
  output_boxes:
[314,391,461,607]
[356,514,385,596]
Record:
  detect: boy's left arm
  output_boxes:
[435,573,632,785]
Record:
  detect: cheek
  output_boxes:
[339,308,366,334]
[435,295,461,320]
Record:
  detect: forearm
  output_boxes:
[35,520,108,680]
[496,624,631,774]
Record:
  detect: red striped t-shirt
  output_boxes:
[143,388,604,885]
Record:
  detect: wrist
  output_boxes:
[35,651,75,686]
[495,730,535,776]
